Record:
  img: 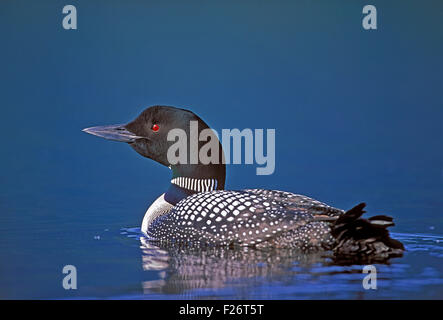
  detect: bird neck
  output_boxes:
[164,163,225,205]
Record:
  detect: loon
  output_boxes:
[83,105,404,258]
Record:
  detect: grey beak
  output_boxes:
[82,124,144,143]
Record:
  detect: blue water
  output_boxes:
[1,0,442,299]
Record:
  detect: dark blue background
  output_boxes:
[0,0,442,299]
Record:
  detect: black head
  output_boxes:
[83,105,226,190]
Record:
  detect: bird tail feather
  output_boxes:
[331,203,404,262]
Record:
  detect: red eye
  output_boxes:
[152,124,159,132]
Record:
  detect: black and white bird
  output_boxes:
[83,105,404,259]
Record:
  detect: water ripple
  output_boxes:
[118,228,443,299]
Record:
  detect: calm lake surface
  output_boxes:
[1,182,442,299]
[1,1,442,299]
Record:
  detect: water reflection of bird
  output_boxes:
[84,105,404,260]
[139,237,330,295]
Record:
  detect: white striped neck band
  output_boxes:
[170,177,218,193]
